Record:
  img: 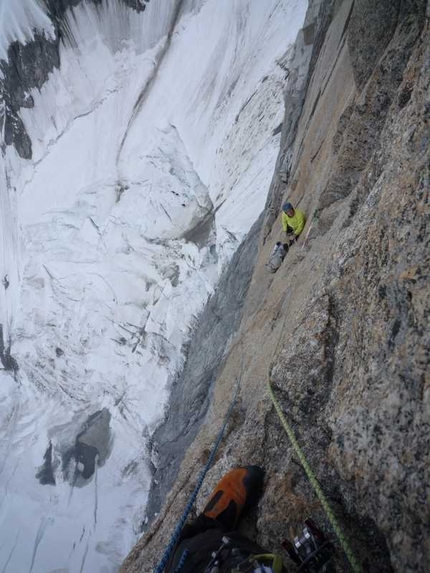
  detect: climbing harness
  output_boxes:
[282,518,333,572]
[232,553,284,573]
[153,377,241,573]
[267,315,363,573]
[202,535,283,573]
[202,534,231,573]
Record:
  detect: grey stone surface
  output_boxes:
[1,32,61,158]
[347,0,400,90]
[144,214,263,525]
[36,441,56,485]
[0,324,19,372]
[121,2,430,572]
[318,0,426,210]
[61,408,112,484]
[262,0,336,241]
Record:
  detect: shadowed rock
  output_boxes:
[62,408,112,485]
[36,441,56,485]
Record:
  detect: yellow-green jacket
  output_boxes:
[282,209,306,237]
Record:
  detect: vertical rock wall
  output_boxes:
[121,1,429,572]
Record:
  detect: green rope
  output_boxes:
[267,376,363,573]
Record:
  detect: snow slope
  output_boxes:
[0,0,306,571]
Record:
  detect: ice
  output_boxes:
[0,0,307,571]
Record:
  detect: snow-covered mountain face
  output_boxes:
[0,1,306,571]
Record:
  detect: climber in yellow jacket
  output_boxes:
[282,202,306,245]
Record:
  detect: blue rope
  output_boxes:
[153,378,240,573]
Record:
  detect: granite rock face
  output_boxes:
[121,1,429,572]
[144,214,263,524]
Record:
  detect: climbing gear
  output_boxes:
[154,378,241,573]
[202,535,283,573]
[266,243,289,273]
[232,553,283,572]
[282,519,333,573]
[267,374,363,573]
[283,202,293,212]
[202,535,231,572]
[203,466,265,529]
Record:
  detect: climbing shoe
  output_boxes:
[203,466,265,529]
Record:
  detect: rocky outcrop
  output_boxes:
[121,1,429,572]
[0,324,18,373]
[0,0,147,159]
[35,408,113,486]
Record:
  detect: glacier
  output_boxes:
[0,0,307,571]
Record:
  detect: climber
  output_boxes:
[165,466,286,572]
[163,465,333,573]
[281,202,306,246]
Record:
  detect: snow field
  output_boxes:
[0,0,307,571]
